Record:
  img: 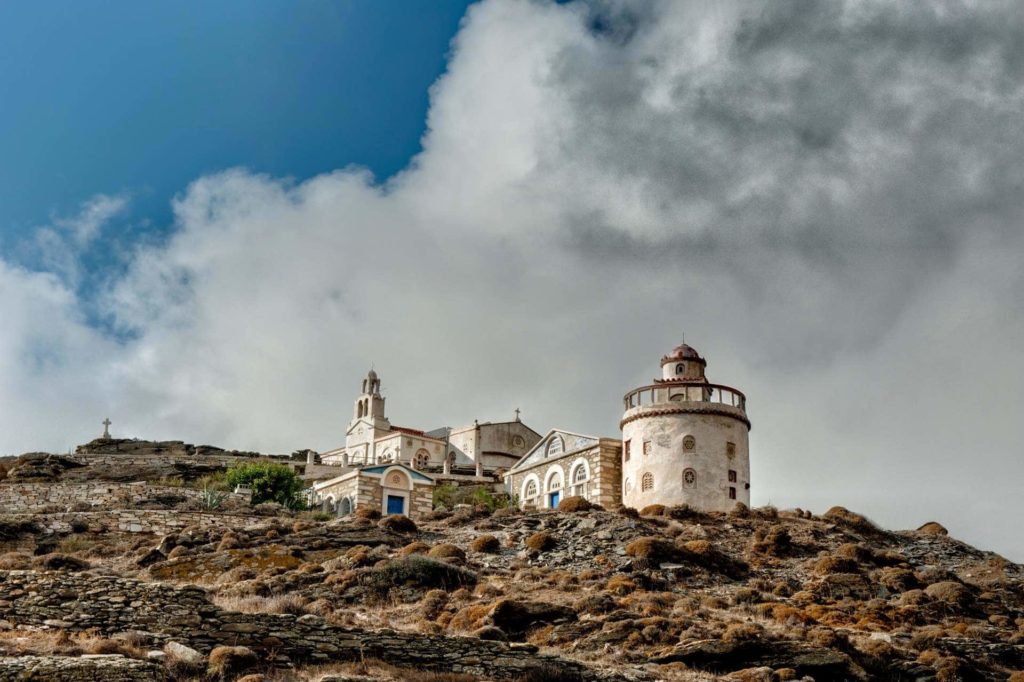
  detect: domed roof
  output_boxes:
[661,342,704,364]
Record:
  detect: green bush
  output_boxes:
[432,483,513,512]
[225,462,304,507]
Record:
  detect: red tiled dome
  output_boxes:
[662,343,701,361]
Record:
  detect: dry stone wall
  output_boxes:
[0,655,162,681]
[0,482,249,513]
[0,570,595,680]
[19,510,271,535]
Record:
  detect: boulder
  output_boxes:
[164,641,204,666]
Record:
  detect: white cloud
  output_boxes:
[1,0,1022,560]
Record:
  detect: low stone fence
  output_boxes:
[0,482,249,514]
[24,510,272,535]
[0,655,161,682]
[0,571,596,680]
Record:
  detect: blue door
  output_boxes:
[549,491,560,508]
[386,495,405,515]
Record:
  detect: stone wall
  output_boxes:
[0,655,161,682]
[0,482,249,513]
[0,571,595,680]
[13,510,270,535]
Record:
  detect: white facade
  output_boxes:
[620,343,751,512]
[320,369,541,476]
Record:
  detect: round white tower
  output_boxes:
[620,342,751,512]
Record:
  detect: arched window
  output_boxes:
[641,472,654,492]
[546,470,563,491]
[676,363,685,375]
[682,435,696,452]
[546,436,564,457]
[683,468,696,488]
[624,477,632,493]
[414,449,430,469]
[339,497,352,516]
[524,479,538,499]
[573,464,588,484]
[380,449,393,463]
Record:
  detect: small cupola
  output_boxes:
[660,342,707,381]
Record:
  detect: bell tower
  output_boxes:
[352,369,386,424]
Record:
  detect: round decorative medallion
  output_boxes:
[683,468,696,488]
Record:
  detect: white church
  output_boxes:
[310,340,751,518]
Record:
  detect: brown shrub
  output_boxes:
[822,506,879,534]
[355,506,381,521]
[924,581,973,609]
[0,551,32,570]
[32,553,90,571]
[421,588,450,620]
[876,567,920,592]
[492,507,519,519]
[639,504,666,517]
[625,537,679,564]
[470,534,501,553]
[916,521,948,536]
[400,541,431,557]
[556,496,592,512]
[427,544,467,562]
[751,525,792,556]
[379,514,418,534]
[721,621,764,643]
[617,506,640,519]
[208,645,258,680]
[524,531,556,552]
[605,575,637,596]
[812,555,860,575]
[216,532,240,551]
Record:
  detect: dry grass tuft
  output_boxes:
[379,514,418,534]
[639,504,667,517]
[524,531,556,552]
[556,496,592,512]
[400,541,432,556]
[427,544,467,562]
[470,534,501,553]
[355,506,382,521]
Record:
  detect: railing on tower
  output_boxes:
[623,382,746,413]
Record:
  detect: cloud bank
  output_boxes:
[2,0,1023,559]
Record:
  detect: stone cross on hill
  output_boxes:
[102,418,111,439]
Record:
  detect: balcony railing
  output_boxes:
[623,382,746,413]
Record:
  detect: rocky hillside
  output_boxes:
[0,452,1022,682]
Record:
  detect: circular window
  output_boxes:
[683,468,696,488]
[513,435,525,447]
[682,436,696,452]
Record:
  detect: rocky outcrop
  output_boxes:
[0,571,597,680]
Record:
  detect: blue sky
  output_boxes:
[0,1,472,256]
